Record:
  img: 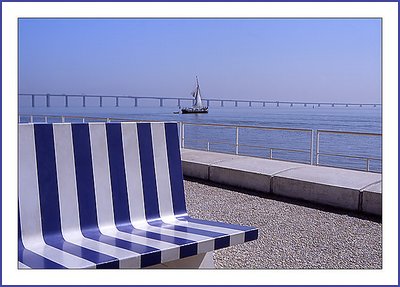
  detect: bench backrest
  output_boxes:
[18,122,186,239]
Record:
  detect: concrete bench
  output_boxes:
[18,122,257,269]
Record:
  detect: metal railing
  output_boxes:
[315,129,382,172]
[18,114,382,173]
[180,122,314,164]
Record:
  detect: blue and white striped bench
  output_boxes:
[18,122,258,269]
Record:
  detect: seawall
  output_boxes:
[181,149,382,216]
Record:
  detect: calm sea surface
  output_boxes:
[19,104,382,172]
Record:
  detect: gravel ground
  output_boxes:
[184,178,382,269]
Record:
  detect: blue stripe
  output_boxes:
[72,124,161,258]
[136,123,160,221]
[179,243,198,258]
[81,229,160,255]
[35,124,119,265]
[164,123,187,215]
[215,237,230,250]
[96,261,120,269]
[106,123,130,225]
[71,124,99,230]
[245,230,259,242]
[117,224,195,245]
[45,234,117,265]
[18,216,65,269]
[34,124,61,235]
[150,219,232,251]
[105,124,194,254]
[141,252,162,268]
[180,217,259,247]
[105,122,191,253]
[18,240,65,269]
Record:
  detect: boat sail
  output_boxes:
[181,77,209,114]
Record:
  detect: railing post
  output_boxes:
[116,97,119,107]
[61,116,65,123]
[316,131,320,165]
[220,100,224,107]
[207,142,210,151]
[269,148,273,159]
[235,126,239,155]
[44,116,48,123]
[31,95,35,107]
[310,130,314,165]
[46,94,50,107]
[100,96,103,107]
[30,115,34,123]
[177,98,180,107]
[160,98,163,107]
[65,95,69,107]
[83,95,86,107]
[366,159,370,172]
[135,98,138,107]
[180,122,185,149]
[235,101,238,107]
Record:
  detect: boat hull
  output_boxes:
[181,107,209,114]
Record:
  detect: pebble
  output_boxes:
[184,179,382,269]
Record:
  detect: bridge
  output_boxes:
[18,93,381,108]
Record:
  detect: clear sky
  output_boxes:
[19,18,381,103]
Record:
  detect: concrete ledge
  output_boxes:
[361,182,382,216]
[182,161,210,180]
[272,176,360,210]
[181,149,239,180]
[181,149,382,216]
[209,156,304,193]
[210,166,269,193]
[272,165,381,211]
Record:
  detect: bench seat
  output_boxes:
[18,122,258,268]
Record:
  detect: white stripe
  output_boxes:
[121,122,147,224]
[18,262,30,269]
[173,217,248,236]
[134,222,213,242]
[89,123,115,227]
[18,124,94,268]
[166,218,246,244]
[150,123,175,220]
[18,124,43,242]
[89,123,180,263]
[53,124,140,268]
[53,124,81,234]
[61,231,140,268]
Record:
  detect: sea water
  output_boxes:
[19,102,382,172]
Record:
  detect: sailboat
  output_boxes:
[181,76,209,114]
